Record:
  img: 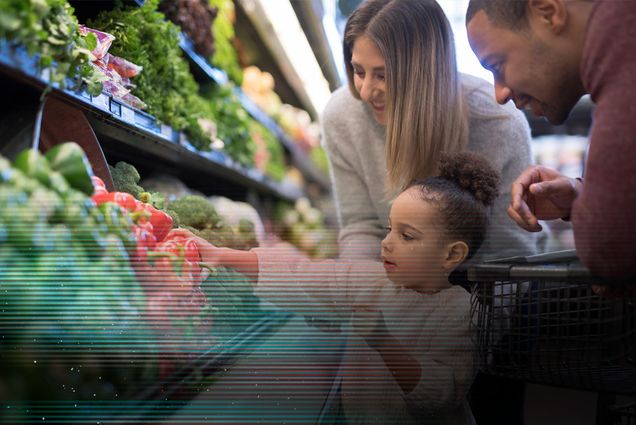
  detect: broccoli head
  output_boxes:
[109,161,144,198]
[166,195,220,229]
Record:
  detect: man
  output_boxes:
[465,0,636,280]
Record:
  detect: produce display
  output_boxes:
[242,65,325,169]
[0,0,104,95]
[0,0,336,422]
[1,0,326,186]
[0,143,156,410]
[275,197,338,260]
[200,82,257,167]
[208,0,243,85]
[159,0,218,58]
[0,143,267,418]
[88,0,213,150]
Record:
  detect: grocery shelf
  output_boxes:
[0,40,304,201]
[178,33,332,192]
[124,0,331,191]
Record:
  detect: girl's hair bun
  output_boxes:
[438,152,500,206]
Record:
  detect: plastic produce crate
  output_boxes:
[468,250,636,393]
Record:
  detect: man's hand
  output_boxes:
[508,165,582,232]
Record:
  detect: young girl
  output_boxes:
[171,152,500,424]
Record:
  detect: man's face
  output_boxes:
[467,10,583,125]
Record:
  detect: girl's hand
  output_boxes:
[167,228,259,283]
[166,228,224,266]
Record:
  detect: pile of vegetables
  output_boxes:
[0,143,156,408]
[0,0,104,95]
[165,194,258,251]
[0,143,232,414]
[90,175,215,378]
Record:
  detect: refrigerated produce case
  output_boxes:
[0,1,345,423]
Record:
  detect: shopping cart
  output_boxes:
[468,250,636,394]
[609,401,636,424]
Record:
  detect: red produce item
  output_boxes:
[105,53,143,78]
[79,26,115,59]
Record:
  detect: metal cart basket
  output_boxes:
[468,250,636,393]
[609,402,636,425]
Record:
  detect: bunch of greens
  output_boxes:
[88,0,211,149]
[0,0,104,95]
[208,0,243,85]
[201,82,256,167]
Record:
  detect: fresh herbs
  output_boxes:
[89,0,210,149]
[0,0,104,95]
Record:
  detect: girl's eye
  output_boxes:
[384,226,392,233]
[353,68,365,78]
[401,233,413,241]
[376,73,385,81]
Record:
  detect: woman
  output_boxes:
[321,0,542,422]
[322,0,545,261]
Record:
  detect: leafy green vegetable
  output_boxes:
[0,0,104,95]
[89,0,210,149]
[200,82,256,167]
[208,0,242,85]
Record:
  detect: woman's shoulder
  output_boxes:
[322,85,369,126]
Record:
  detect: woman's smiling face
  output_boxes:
[351,35,388,124]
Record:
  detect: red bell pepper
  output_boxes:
[91,176,108,195]
[92,191,137,211]
[133,200,173,243]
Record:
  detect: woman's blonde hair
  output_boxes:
[343,0,469,192]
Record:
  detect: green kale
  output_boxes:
[89,0,209,149]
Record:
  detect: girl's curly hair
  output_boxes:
[408,152,501,259]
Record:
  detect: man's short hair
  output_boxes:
[466,0,530,29]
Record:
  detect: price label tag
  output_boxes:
[92,94,110,110]
[161,124,172,140]
[40,68,51,81]
[120,105,136,124]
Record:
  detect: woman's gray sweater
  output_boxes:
[321,74,545,261]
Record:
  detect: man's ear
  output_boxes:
[528,0,568,34]
[443,241,469,271]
